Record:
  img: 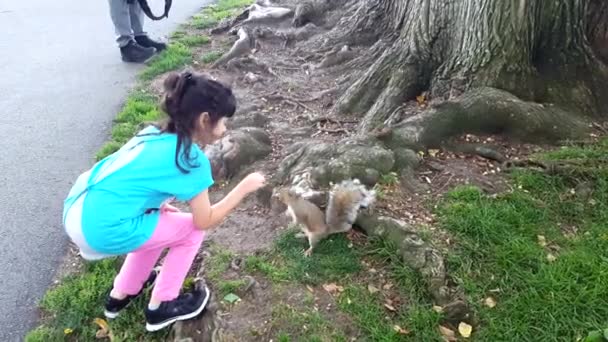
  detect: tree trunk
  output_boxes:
[331,0,608,142]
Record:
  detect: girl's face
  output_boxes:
[196,113,227,145]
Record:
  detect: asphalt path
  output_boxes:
[0,0,210,339]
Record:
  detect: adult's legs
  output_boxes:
[107,0,155,62]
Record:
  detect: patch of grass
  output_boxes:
[25,258,170,341]
[24,326,65,342]
[189,0,252,29]
[212,0,254,11]
[217,279,249,296]
[190,17,218,29]
[379,171,399,186]
[200,51,224,64]
[270,304,349,342]
[139,43,192,81]
[205,243,235,282]
[431,140,608,340]
[171,30,187,39]
[96,91,161,160]
[336,238,443,342]
[178,34,211,47]
[246,228,362,285]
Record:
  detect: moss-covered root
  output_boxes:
[356,214,451,305]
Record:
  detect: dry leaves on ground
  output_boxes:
[322,283,344,295]
[458,322,473,338]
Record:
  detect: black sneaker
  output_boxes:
[135,35,167,52]
[144,285,211,332]
[104,268,159,319]
[120,40,156,63]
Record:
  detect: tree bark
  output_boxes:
[329,0,608,142]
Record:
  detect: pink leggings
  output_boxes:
[113,211,205,302]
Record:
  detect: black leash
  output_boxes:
[126,0,172,21]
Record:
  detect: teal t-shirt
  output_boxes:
[63,125,214,255]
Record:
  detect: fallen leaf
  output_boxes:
[93,318,112,340]
[439,325,457,341]
[432,305,444,313]
[416,95,426,104]
[306,285,314,293]
[223,293,241,304]
[537,235,547,247]
[64,328,73,335]
[484,297,497,308]
[368,285,380,294]
[458,322,473,338]
[546,253,557,262]
[428,149,440,157]
[383,283,394,290]
[322,283,344,294]
[384,303,397,312]
[393,325,410,335]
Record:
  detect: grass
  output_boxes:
[178,35,211,47]
[269,303,349,342]
[433,143,608,340]
[25,259,170,342]
[201,51,225,64]
[245,227,362,285]
[139,43,192,81]
[96,90,161,160]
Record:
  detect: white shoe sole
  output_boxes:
[145,285,211,332]
[104,310,119,319]
[104,267,161,320]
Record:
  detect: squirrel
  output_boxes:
[274,179,376,257]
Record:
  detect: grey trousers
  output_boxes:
[108,0,147,48]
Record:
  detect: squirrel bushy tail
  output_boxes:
[325,179,375,233]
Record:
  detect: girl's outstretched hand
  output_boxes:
[239,172,267,194]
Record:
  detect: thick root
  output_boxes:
[316,45,357,69]
[381,87,589,149]
[211,28,254,68]
[243,3,293,24]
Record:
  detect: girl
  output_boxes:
[62,70,266,332]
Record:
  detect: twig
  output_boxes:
[318,127,350,134]
[316,122,349,134]
[263,93,314,112]
[592,122,608,134]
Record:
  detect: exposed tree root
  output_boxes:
[212,28,255,68]
[445,143,507,163]
[226,56,280,80]
[261,91,314,113]
[316,45,356,69]
[379,87,589,150]
[243,3,293,24]
[503,158,608,180]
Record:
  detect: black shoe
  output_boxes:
[120,40,156,63]
[135,35,167,52]
[104,268,159,319]
[144,285,211,332]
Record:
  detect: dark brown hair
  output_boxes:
[160,70,236,173]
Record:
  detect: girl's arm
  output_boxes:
[189,172,266,230]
